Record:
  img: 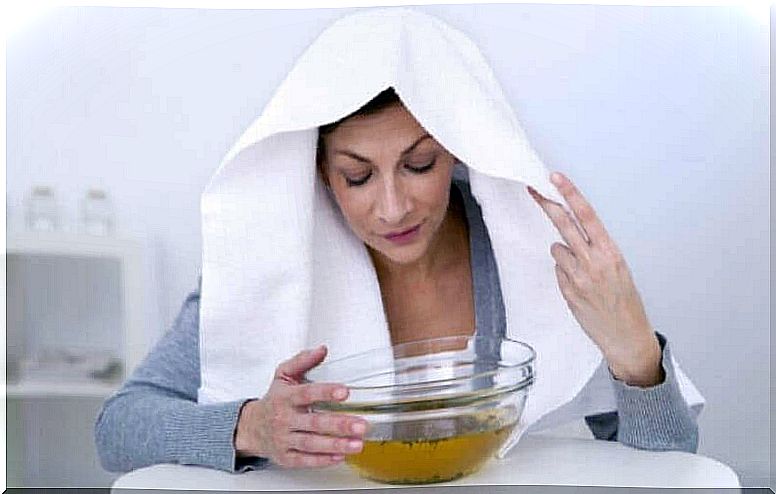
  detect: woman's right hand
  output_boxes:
[234,345,368,468]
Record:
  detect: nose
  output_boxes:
[375,177,411,226]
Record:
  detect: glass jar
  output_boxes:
[25,186,59,232]
[81,188,114,236]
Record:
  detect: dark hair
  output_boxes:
[316,87,403,185]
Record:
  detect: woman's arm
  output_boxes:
[584,332,699,453]
[527,174,701,453]
[93,281,267,473]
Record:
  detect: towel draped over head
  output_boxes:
[198,7,704,454]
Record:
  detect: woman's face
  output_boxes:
[320,103,459,266]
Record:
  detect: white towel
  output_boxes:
[198,7,704,455]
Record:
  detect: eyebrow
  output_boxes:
[332,133,432,164]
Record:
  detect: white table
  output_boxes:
[112,434,740,492]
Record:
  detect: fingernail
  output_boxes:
[550,172,563,185]
[349,439,363,451]
[352,422,366,434]
[333,388,347,400]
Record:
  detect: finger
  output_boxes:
[287,431,364,455]
[289,383,349,407]
[275,345,328,381]
[291,410,368,437]
[278,450,346,469]
[550,242,580,280]
[528,186,591,259]
[554,264,578,306]
[549,172,610,247]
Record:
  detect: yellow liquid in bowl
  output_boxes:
[346,422,514,485]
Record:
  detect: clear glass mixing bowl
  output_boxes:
[303,335,535,485]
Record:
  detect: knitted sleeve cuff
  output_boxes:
[162,398,270,473]
[608,332,699,452]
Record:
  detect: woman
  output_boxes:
[95,87,699,473]
[95,9,701,474]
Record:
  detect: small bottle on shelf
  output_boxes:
[81,188,115,236]
[25,185,59,232]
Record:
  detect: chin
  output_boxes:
[367,238,427,266]
[384,250,424,266]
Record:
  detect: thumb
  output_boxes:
[275,345,327,381]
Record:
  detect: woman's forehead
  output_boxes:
[332,105,422,137]
[326,105,435,151]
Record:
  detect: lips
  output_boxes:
[383,224,421,240]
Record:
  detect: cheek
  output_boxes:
[413,170,454,215]
[332,189,373,230]
[431,180,452,207]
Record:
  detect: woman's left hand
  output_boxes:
[528,172,664,388]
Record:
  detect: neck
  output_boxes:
[369,189,468,284]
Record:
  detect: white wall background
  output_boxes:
[6,4,769,487]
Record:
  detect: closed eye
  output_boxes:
[345,172,372,187]
[407,160,435,174]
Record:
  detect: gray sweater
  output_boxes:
[94,179,699,474]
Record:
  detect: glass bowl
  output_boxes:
[303,335,535,485]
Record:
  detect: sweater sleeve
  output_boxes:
[584,332,699,453]
[94,281,269,473]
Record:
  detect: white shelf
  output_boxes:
[6,379,120,398]
[7,230,150,379]
[7,231,141,259]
